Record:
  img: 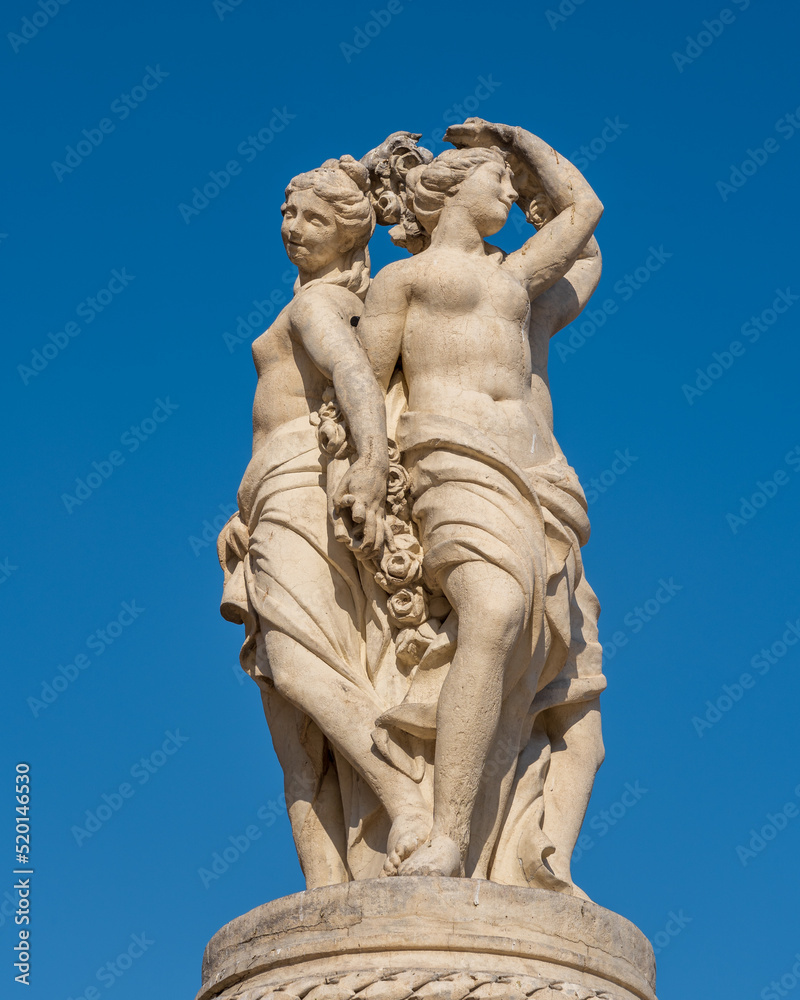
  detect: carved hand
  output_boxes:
[443,118,515,151]
[332,458,389,557]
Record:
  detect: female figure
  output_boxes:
[357,121,604,878]
[219,156,428,885]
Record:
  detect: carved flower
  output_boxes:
[394,624,438,670]
[375,535,423,592]
[385,514,412,538]
[316,418,349,458]
[386,460,411,519]
[387,462,409,498]
[388,585,428,628]
[310,390,351,459]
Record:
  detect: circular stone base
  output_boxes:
[197,879,657,1000]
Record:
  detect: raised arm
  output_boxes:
[445,119,603,299]
[529,236,602,338]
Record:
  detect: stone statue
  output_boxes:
[218,154,430,886]
[205,119,659,1000]
[219,120,606,893]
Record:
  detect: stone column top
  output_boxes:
[199,878,656,1000]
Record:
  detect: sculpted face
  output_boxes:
[450,159,517,237]
[281,189,344,273]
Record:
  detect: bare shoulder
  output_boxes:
[289,282,362,332]
[369,257,415,295]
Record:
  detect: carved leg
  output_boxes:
[259,683,349,888]
[399,562,527,877]
[263,632,430,871]
[540,698,604,895]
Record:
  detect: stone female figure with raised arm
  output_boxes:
[356,121,604,879]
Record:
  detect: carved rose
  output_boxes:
[388,585,428,628]
[387,462,409,497]
[386,460,410,519]
[310,390,351,459]
[316,419,349,458]
[394,624,439,670]
[386,514,412,538]
[375,535,423,592]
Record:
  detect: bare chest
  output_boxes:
[409,253,529,323]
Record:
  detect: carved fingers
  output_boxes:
[444,118,515,151]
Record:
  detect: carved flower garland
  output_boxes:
[311,392,436,651]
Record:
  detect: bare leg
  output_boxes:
[260,683,349,888]
[540,699,604,896]
[264,632,430,869]
[399,562,526,876]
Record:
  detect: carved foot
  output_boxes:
[382,811,431,876]
[397,835,461,876]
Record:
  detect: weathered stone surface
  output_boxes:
[197,880,655,1000]
[206,119,657,999]
[218,121,608,893]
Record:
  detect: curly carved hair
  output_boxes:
[283,155,375,252]
[406,146,507,234]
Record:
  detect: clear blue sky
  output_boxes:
[2,1,799,998]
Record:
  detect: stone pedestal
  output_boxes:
[197,879,657,1000]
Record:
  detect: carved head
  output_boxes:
[406,146,517,238]
[281,156,375,275]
